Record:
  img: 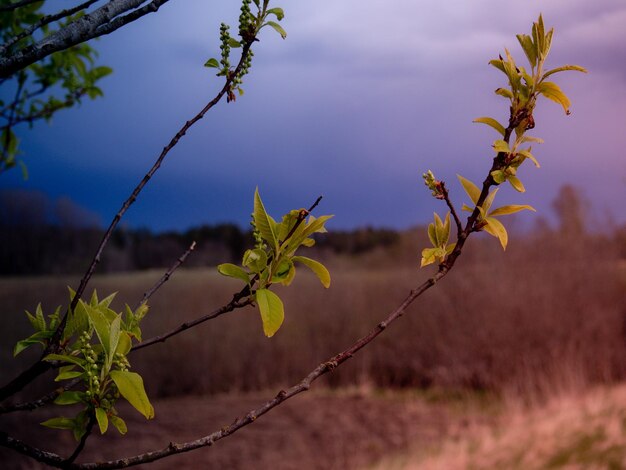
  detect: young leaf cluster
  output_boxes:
[420,15,585,266]
[473,14,586,194]
[218,188,332,337]
[15,290,153,440]
[204,0,286,102]
[421,212,455,267]
[0,4,112,176]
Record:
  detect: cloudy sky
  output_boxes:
[3,0,625,231]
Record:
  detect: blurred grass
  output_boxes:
[0,227,624,401]
[371,384,626,469]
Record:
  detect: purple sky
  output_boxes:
[3,0,625,231]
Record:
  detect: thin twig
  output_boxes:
[0,379,80,414]
[135,241,196,310]
[131,298,253,352]
[439,182,463,238]
[64,412,96,465]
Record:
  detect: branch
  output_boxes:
[132,299,253,352]
[0,0,173,78]
[0,1,101,55]
[0,41,255,403]
[439,182,463,238]
[135,241,196,310]
[0,379,80,415]
[64,412,97,465]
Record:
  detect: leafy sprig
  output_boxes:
[14,290,153,440]
[218,188,332,337]
[421,14,585,266]
[204,0,286,101]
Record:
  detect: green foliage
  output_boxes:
[15,290,152,440]
[204,0,287,101]
[420,14,584,264]
[218,188,332,337]
[0,3,113,175]
[421,212,456,267]
[458,175,535,249]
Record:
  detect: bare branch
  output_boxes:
[0,379,80,415]
[64,412,96,465]
[131,298,253,352]
[439,182,463,238]
[135,241,196,309]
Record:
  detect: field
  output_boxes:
[0,227,624,468]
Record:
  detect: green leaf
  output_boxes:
[517,149,540,168]
[44,353,86,368]
[489,204,536,217]
[266,21,287,39]
[266,7,285,20]
[110,370,154,420]
[95,407,109,434]
[254,188,278,251]
[271,257,293,284]
[86,305,112,359]
[483,216,509,250]
[255,288,284,337]
[55,370,83,382]
[54,391,84,405]
[98,292,117,309]
[483,188,499,214]
[35,304,46,331]
[108,314,121,366]
[516,33,537,68]
[110,415,127,435]
[536,81,571,114]
[473,117,506,137]
[115,332,132,356]
[457,175,481,205]
[204,58,220,68]
[228,38,241,48]
[493,140,510,154]
[519,135,544,144]
[41,417,75,430]
[495,87,514,99]
[427,220,438,246]
[432,212,450,247]
[242,248,268,274]
[420,247,438,267]
[489,59,507,75]
[491,170,506,184]
[217,263,250,284]
[292,256,331,288]
[541,64,587,80]
[508,175,526,192]
[13,331,49,356]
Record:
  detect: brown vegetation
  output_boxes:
[1,189,624,468]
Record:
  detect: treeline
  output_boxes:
[0,190,400,275]
[0,224,401,276]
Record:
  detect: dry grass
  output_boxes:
[372,384,626,469]
[0,229,624,400]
